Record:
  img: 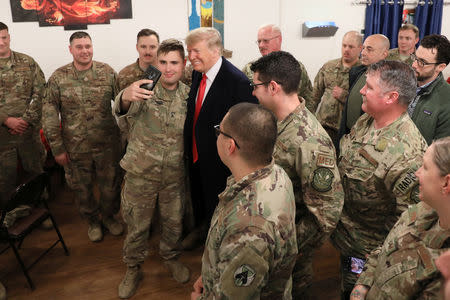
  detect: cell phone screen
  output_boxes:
[349,257,365,274]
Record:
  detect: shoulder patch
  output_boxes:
[234,265,256,287]
[311,167,334,192]
[316,152,335,168]
[375,138,388,152]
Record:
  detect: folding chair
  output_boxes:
[0,172,69,289]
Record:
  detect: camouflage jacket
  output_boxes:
[331,112,428,258]
[312,58,361,131]
[386,48,414,65]
[200,162,297,300]
[113,81,189,181]
[274,100,344,252]
[357,202,450,299]
[242,59,314,112]
[0,51,45,150]
[117,60,145,91]
[43,61,119,156]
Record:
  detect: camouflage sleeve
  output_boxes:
[311,66,326,114]
[388,156,423,215]
[297,62,314,113]
[42,76,66,156]
[241,62,253,83]
[355,245,382,287]
[201,226,271,300]
[416,279,442,299]
[296,144,344,250]
[21,59,46,127]
[112,90,143,121]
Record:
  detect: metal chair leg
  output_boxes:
[9,241,35,290]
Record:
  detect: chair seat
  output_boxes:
[8,208,49,237]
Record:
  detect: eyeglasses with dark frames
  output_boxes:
[250,81,271,89]
[214,124,240,149]
[410,53,445,68]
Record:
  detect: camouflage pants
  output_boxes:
[292,250,314,300]
[0,140,44,204]
[122,173,184,267]
[63,149,121,221]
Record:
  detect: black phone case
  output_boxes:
[140,65,162,91]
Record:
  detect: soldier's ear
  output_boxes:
[443,174,450,195]
[385,90,399,105]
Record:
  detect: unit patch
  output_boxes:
[234,265,256,287]
[311,167,334,192]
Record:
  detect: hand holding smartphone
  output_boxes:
[140,65,161,91]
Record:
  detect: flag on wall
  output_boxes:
[187,0,225,46]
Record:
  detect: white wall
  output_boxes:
[1,0,449,80]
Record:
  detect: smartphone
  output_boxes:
[140,65,161,91]
[347,256,366,274]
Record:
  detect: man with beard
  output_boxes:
[408,34,450,145]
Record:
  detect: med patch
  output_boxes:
[311,167,334,192]
[316,152,335,168]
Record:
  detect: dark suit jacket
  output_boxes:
[184,57,258,220]
[336,65,367,152]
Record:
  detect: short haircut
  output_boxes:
[343,30,363,46]
[185,27,223,54]
[69,31,91,44]
[399,23,419,38]
[432,136,450,176]
[367,60,417,106]
[157,38,185,60]
[0,22,8,32]
[420,34,450,65]
[250,51,300,95]
[258,24,282,36]
[137,28,159,43]
[223,103,277,167]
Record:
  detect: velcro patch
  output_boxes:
[316,153,335,168]
[394,169,417,195]
[311,167,334,192]
[234,265,256,287]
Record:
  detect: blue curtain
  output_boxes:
[364,0,404,49]
[414,0,443,41]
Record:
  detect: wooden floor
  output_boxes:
[0,183,341,300]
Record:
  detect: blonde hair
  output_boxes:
[185,27,223,54]
[433,137,450,176]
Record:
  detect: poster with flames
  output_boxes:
[10,0,132,30]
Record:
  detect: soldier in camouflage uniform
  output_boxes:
[42,31,122,243]
[191,103,297,300]
[250,51,344,299]
[113,39,190,299]
[242,24,315,112]
[0,22,45,199]
[116,29,159,147]
[350,137,450,300]
[386,24,419,66]
[312,31,362,145]
[331,60,428,299]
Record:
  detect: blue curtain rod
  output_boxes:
[352,0,450,5]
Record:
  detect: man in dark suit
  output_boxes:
[183,27,258,248]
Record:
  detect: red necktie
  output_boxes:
[192,74,207,163]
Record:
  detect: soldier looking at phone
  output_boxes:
[113,39,190,299]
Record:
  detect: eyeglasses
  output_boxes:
[411,53,444,68]
[250,81,270,89]
[255,35,280,45]
[214,124,240,149]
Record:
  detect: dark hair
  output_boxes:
[223,103,277,167]
[420,34,450,65]
[137,28,159,43]
[367,60,417,105]
[250,51,301,95]
[69,31,91,44]
[157,38,184,60]
[0,22,8,32]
